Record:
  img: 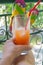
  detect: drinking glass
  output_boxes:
[12,14,30,55]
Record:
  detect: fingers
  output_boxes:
[4,39,32,54]
[16,45,32,53]
[7,38,32,51]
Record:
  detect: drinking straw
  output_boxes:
[25,0,41,30]
[29,0,41,16]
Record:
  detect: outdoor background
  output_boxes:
[0,2,43,48]
[0,2,43,65]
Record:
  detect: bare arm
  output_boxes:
[0,39,16,65]
[0,56,15,65]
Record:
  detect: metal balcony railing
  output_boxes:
[0,13,43,44]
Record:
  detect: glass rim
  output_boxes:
[13,14,29,18]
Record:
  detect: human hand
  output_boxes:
[3,38,32,62]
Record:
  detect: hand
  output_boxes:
[0,38,32,65]
[3,38,32,59]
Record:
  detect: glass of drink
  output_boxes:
[12,14,30,45]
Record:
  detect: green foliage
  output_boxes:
[30,3,43,29]
[26,2,34,11]
[5,3,43,28]
[5,4,12,13]
[0,43,4,50]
